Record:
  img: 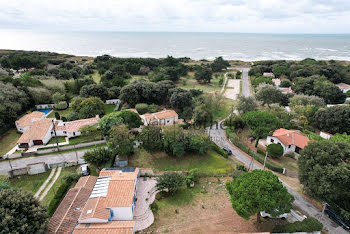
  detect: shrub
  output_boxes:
[211,142,228,158]
[67,112,79,121]
[232,170,245,179]
[266,143,284,158]
[135,103,149,114]
[257,148,265,155]
[156,173,184,195]
[148,104,159,113]
[272,217,323,233]
[185,168,200,187]
[54,101,68,110]
[223,114,245,129]
[54,112,60,120]
[150,202,159,212]
[236,164,248,172]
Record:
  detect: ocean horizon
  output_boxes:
[1,29,350,61]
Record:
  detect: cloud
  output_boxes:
[0,0,349,33]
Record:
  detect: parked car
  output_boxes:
[222,147,232,155]
[260,211,288,219]
[80,164,90,176]
[324,205,350,230]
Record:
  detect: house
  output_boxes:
[263,72,275,78]
[140,109,178,126]
[54,117,100,138]
[16,112,100,148]
[105,99,121,105]
[266,128,309,154]
[73,168,140,233]
[48,176,97,234]
[272,78,281,87]
[278,87,294,94]
[336,83,350,93]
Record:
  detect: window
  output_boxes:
[271,139,274,143]
[63,131,66,134]
[73,132,76,136]
[167,120,170,123]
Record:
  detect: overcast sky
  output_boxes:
[1,0,350,33]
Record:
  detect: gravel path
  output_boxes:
[34,168,56,198]
[224,79,241,100]
[39,167,62,201]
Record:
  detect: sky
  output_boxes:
[0,0,350,33]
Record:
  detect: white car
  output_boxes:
[260,211,288,219]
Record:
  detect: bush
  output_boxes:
[236,164,248,172]
[150,202,159,212]
[135,103,149,114]
[54,101,68,110]
[272,217,323,233]
[148,104,159,113]
[266,143,284,158]
[156,173,184,195]
[67,112,79,121]
[223,114,245,129]
[54,112,60,120]
[232,170,245,179]
[257,148,266,155]
[186,168,200,187]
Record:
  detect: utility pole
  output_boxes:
[52,120,60,151]
[263,151,268,170]
[74,144,79,164]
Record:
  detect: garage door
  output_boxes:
[33,140,43,145]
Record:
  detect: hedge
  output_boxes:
[272,217,323,233]
[47,173,81,216]
[54,101,68,110]
[210,141,228,158]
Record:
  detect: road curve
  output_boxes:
[208,67,347,234]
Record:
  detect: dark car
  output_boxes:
[222,147,232,155]
[324,205,350,230]
[80,164,90,176]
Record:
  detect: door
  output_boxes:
[33,140,43,145]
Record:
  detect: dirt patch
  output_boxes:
[142,178,281,234]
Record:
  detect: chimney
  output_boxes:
[119,171,123,176]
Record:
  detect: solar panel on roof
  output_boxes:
[89,176,111,198]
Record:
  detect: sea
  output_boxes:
[1,29,350,61]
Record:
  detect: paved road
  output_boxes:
[0,150,88,175]
[209,67,347,234]
[229,67,251,97]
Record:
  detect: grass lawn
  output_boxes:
[0,170,51,194]
[270,156,299,172]
[47,136,66,145]
[47,107,74,119]
[0,129,21,155]
[41,166,79,206]
[104,104,117,114]
[68,133,102,145]
[129,149,234,176]
[177,72,223,93]
[212,98,236,121]
[85,70,102,83]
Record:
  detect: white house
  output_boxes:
[16,111,99,149]
[272,78,281,87]
[75,168,139,233]
[320,131,333,140]
[266,128,309,154]
[140,109,178,126]
[35,104,55,110]
[336,83,350,93]
[105,99,121,105]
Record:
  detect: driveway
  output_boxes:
[224,79,241,100]
[134,177,157,232]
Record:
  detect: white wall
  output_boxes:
[266,136,296,153]
[42,124,54,145]
[110,206,133,220]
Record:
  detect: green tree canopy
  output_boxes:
[138,125,163,151]
[289,94,325,108]
[75,97,106,119]
[83,147,113,168]
[314,105,350,134]
[226,170,294,222]
[255,84,283,106]
[298,141,350,212]
[194,65,213,83]
[237,95,258,114]
[0,188,48,233]
[242,111,280,140]
[80,84,109,101]
[156,173,185,195]
[108,124,134,156]
[210,56,230,72]
[99,112,123,134]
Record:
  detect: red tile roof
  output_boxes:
[48,176,97,234]
[16,111,45,128]
[17,118,55,144]
[153,109,178,120]
[73,221,135,234]
[60,117,100,133]
[272,128,309,149]
[336,83,350,89]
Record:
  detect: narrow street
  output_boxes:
[208,67,347,234]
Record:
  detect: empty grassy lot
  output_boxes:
[0,129,21,156]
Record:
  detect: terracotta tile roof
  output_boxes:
[272,128,309,149]
[336,83,350,89]
[17,118,55,144]
[153,109,178,120]
[140,113,156,123]
[79,197,110,222]
[62,117,100,133]
[105,180,135,207]
[73,221,135,234]
[48,176,97,234]
[16,111,45,128]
